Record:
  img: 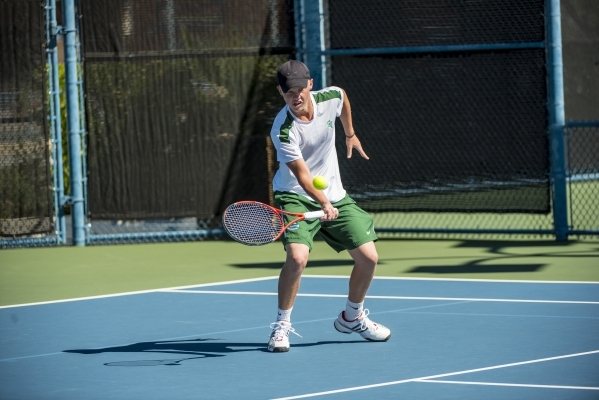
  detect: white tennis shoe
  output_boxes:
[267,321,301,352]
[334,309,391,341]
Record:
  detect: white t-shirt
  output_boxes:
[270,86,347,203]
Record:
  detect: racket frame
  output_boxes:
[222,201,325,245]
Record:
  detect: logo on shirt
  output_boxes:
[327,120,333,128]
[288,222,300,231]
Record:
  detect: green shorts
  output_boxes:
[274,191,378,253]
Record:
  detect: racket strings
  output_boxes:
[223,203,284,245]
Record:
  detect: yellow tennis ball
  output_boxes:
[313,175,328,190]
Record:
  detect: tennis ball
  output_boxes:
[313,175,328,190]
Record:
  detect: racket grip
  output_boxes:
[304,208,338,220]
[303,210,325,220]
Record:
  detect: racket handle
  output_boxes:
[303,209,337,220]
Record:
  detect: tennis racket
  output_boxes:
[222,201,326,246]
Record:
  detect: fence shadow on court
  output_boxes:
[396,239,599,275]
[228,239,598,273]
[407,264,546,274]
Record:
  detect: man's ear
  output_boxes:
[308,79,314,90]
[277,85,284,95]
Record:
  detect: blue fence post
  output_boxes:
[546,0,569,241]
[294,0,304,63]
[62,0,85,246]
[74,0,90,241]
[302,0,325,89]
[46,0,67,244]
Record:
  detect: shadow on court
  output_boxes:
[229,239,598,274]
[229,259,358,268]
[408,264,546,274]
[451,239,599,252]
[64,338,368,366]
[374,239,599,275]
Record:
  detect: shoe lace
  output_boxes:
[269,322,302,338]
[357,309,376,331]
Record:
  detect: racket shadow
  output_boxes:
[104,356,212,367]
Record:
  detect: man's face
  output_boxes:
[278,80,313,115]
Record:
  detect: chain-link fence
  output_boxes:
[1,0,597,248]
[369,1,598,240]
[320,0,553,239]
[79,0,294,244]
[1,0,57,247]
[566,122,599,236]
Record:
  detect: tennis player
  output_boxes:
[267,60,391,352]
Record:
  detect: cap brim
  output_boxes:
[280,78,309,93]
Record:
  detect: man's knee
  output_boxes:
[351,242,378,268]
[368,247,379,265]
[360,254,378,271]
[284,244,310,274]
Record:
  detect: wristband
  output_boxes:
[345,133,355,138]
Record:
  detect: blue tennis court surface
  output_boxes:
[1,276,598,399]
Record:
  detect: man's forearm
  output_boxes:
[340,90,355,137]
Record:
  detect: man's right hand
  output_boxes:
[321,203,339,221]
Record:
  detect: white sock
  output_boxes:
[277,307,292,323]
[344,300,363,321]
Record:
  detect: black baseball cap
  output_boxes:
[277,60,311,93]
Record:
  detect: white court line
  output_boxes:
[162,289,599,305]
[2,275,597,309]
[416,379,599,391]
[271,350,599,399]
[0,276,278,309]
[304,275,599,284]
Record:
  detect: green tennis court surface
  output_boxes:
[1,239,598,307]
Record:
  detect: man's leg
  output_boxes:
[268,243,310,352]
[334,241,391,341]
[347,241,378,303]
[278,243,310,309]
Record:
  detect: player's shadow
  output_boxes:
[64,338,367,366]
[230,259,372,268]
